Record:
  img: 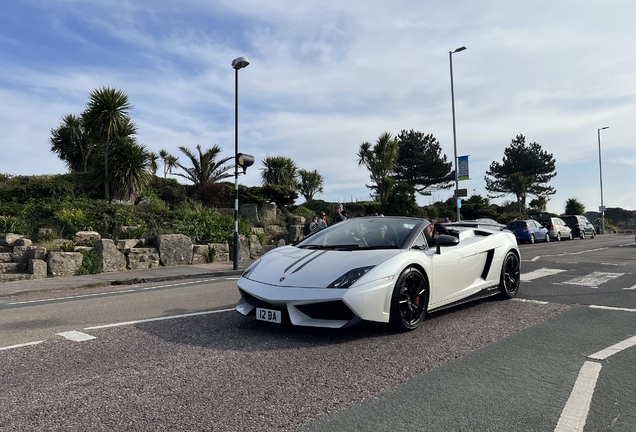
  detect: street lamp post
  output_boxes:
[597,126,608,235]
[232,56,249,270]
[449,46,466,222]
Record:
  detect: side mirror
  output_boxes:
[237,153,255,174]
[435,234,459,254]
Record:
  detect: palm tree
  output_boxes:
[297,169,324,201]
[82,86,133,200]
[174,144,232,186]
[357,132,399,207]
[49,114,95,172]
[260,156,298,188]
[109,139,153,202]
[159,149,179,178]
[148,152,160,176]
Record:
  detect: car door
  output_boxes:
[426,234,485,307]
[556,218,570,237]
[528,220,540,239]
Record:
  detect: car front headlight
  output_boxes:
[327,266,374,289]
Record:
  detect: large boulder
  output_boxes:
[288,225,304,243]
[75,231,101,246]
[116,239,142,250]
[47,252,83,277]
[238,235,251,262]
[287,215,305,226]
[95,239,127,272]
[209,243,230,263]
[127,248,160,270]
[11,246,45,271]
[192,245,210,264]
[157,234,193,266]
[261,203,277,221]
[28,259,48,279]
[240,203,260,224]
[0,233,23,247]
[249,235,263,259]
[264,225,286,242]
[13,238,32,247]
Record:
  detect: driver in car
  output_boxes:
[371,225,395,246]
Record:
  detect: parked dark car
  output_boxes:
[560,215,596,239]
[505,219,550,244]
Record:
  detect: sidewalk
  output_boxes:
[0,260,253,298]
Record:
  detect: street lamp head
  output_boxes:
[237,153,255,174]
[232,57,250,70]
[599,126,609,131]
[452,46,467,53]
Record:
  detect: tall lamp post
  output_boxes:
[597,126,608,235]
[232,56,249,270]
[449,46,466,222]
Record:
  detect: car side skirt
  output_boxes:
[427,284,501,314]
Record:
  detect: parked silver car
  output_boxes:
[545,217,573,241]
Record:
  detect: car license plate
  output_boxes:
[256,307,282,324]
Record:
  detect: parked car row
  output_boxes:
[507,214,596,244]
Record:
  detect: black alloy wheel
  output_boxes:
[500,251,521,299]
[529,234,535,244]
[545,233,550,242]
[556,232,561,241]
[390,267,428,331]
[580,231,586,239]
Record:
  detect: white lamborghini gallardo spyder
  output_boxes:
[235,216,520,331]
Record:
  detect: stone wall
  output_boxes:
[0,229,271,281]
[0,203,308,281]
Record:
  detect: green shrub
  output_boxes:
[0,215,27,234]
[137,191,170,214]
[205,247,217,263]
[292,205,314,223]
[171,208,243,244]
[55,208,92,235]
[77,249,103,275]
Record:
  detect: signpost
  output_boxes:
[455,188,468,197]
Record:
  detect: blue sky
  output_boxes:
[1,0,634,214]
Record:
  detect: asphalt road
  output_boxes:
[1,235,634,431]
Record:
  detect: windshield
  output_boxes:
[297,217,428,250]
[506,221,527,229]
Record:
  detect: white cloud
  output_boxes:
[1,0,635,214]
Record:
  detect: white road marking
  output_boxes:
[521,268,567,282]
[84,308,234,330]
[589,335,636,360]
[589,305,636,313]
[530,256,541,262]
[555,334,636,431]
[57,331,96,342]
[141,278,218,290]
[562,272,624,287]
[7,289,135,305]
[555,361,602,432]
[624,285,636,291]
[531,248,608,260]
[225,277,240,280]
[0,340,44,351]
